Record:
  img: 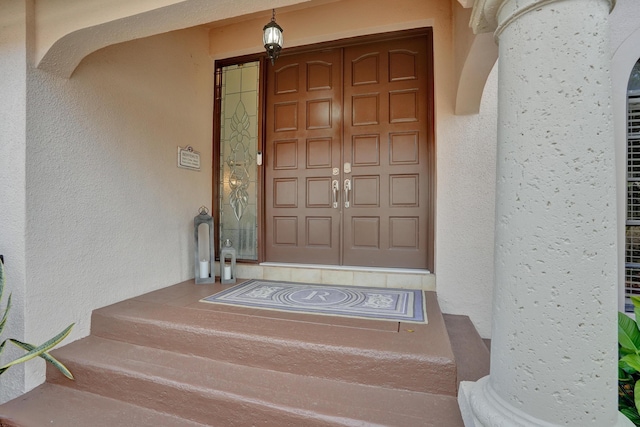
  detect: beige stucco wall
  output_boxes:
[18,27,214,399]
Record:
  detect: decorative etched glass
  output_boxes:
[219,62,259,260]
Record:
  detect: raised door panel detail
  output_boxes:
[352,176,379,207]
[342,34,431,269]
[389,217,418,249]
[274,64,299,94]
[306,138,332,169]
[273,217,298,245]
[389,50,418,82]
[352,94,379,126]
[273,140,298,169]
[307,99,332,129]
[266,48,343,265]
[273,178,298,208]
[274,102,298,131]
[390,175,418,207]
[352,135,380,166]
[352,217,380,248]
[351,53,379,86]
[307,62,333,91]
[389,90,418,123]
[389,132,419,164]
[306,217,332,247]
[307,178,332,208]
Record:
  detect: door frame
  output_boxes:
[213,28,435,271]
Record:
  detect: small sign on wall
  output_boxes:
[178,146,201,171]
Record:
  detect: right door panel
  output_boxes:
[342,36,430,268]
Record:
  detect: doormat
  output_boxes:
[200,279,426,323]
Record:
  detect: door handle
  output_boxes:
[344,179,351,208]
[332,180,339,208]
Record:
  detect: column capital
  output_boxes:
[470,0,616,36]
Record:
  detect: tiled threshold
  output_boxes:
[215,262,436,290]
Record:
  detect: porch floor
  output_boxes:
[0,279,489,426]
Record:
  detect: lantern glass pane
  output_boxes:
[219,62,260,260]
[263,26,283,47]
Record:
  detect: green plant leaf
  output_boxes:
[621,366,631,381]
[0,258,5,303]
[635,380,640,415]
[0,293,12,336]
[623,355,640,373]
[619,312,640,353]
[0,323,73,371]
[621,406,640,425]
[0,260,8,337]
[9,339,74,380]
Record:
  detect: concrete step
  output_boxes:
[0,280,486,426]
[90,285,457,396]
[42,335,463,427]
[443,314,490,384]
[0,383,208,427]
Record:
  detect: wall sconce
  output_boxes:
[194,206,215,284]
[263,9,283,65]
[220,239,237,285]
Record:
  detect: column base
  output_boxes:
[458,376,634,427]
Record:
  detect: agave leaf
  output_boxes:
[0,323,73,371]
[619,312,640,353]
[0,258,5,303]
[9,339,74,380]
[0,293,12,336]
[0,260,8,337]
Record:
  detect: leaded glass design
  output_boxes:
[219,62,259,260]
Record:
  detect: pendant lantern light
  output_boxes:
[263,9,283,65]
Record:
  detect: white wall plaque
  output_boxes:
[178,146,201,171]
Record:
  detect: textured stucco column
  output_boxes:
[459,0,631,426]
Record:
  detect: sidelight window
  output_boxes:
[217,62,260,260]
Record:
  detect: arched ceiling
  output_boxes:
[35,0,317,78]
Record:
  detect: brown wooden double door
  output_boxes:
[265,34,432,269]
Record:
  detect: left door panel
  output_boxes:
[265,50,343,264]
